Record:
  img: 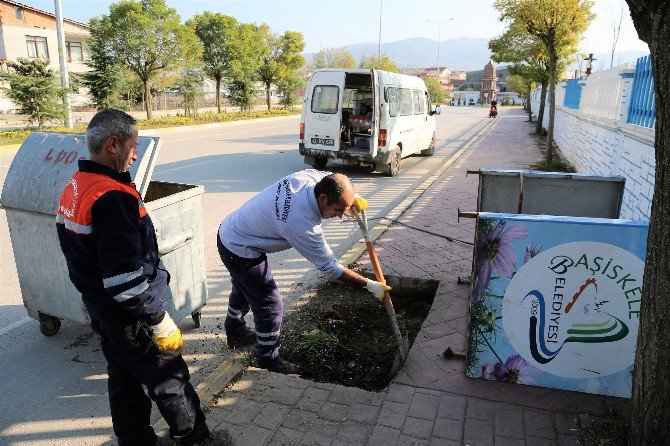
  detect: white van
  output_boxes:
[299,69,440,176]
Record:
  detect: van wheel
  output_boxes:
[386,150,401,177]
[312,157,328,169]
[421,134,436,156]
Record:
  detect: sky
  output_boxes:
[29,0,649,54]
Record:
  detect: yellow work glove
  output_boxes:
[365,279,392,301]
[348,194,368,217]
[151,313,183,355]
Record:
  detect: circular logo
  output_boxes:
[502,242,643,378]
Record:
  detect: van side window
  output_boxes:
[388,87,399,117]
[311,85,339,114]
[400,88,413,116]
[413,90,425,114]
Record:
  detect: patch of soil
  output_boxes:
[280,274,438,391]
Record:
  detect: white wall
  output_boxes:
[530,64,655,221]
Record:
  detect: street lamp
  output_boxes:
[425,18,453,75]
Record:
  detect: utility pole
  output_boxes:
[54,0,72,128]
[425,18,453,75]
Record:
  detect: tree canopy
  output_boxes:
[312,47,356,69]
[188,12,238,113]
[257,30,305,110]
[494,0,594,162]
[0,59,65,128]
[100,0,202,118]
[423,76,445,104]
[358,54,400,72]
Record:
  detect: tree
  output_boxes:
[494,0,594,163]
[423,76,445,104]
[623,1,670,443]
[226,22,266,111]
[607,1,625,68]
[276,74,304,109]
[177,68,204,117]
[188,12,238,113]
[0,58,65,128]
[83,17,127,110]
[504,74,533,117]
[257,30,305,110]
[101,0,202,119]
[489,20,553,128]
[312,47,356,69]
[359,54,400,72]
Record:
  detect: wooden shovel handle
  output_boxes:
[365,241,395,316]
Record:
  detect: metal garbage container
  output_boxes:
[0,132,207,336]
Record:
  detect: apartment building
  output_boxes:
[0,0,90,111]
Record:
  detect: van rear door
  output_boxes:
[305,71,344,152]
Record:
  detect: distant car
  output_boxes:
[299,69,440,177]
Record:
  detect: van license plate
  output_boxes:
[311,137,334,146]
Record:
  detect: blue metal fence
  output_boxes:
[563,78,582,109]
[628,55,655,128]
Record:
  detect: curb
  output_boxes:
[339,115,497,267]
[151,113,497,435]
[138,114,299,136]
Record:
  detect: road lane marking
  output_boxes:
[154,160,215,174]
[164,122,296,143]
[0,316,32,336]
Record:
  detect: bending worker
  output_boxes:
[56,109,220,446]
[218,169,391,374]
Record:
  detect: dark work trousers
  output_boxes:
[217,235,283,368]
[92,317,209,446]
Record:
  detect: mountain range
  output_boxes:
[305,37,649,72]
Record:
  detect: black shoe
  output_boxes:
[226,329,256,349]
[192,429,234,446]
[266,360,300,375]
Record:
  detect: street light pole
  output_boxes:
[54,0,72,129]
[378,0,383,60]
[425,18,453,75]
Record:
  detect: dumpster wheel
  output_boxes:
[191,311,201,328]
[38,312,61,336]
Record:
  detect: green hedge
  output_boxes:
[0,109,299,146]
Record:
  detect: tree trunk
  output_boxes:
[216,76,222,114]
[536,82,548,134]
[627,0,670,443]
[546,57,557,164]
[527,86,532,122]
[266,82,271,111]
[143,81,152,120]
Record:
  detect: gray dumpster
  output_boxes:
[0,132,207,335]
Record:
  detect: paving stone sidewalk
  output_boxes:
[200,108,629,446]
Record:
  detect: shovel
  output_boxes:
[351,208,409,374]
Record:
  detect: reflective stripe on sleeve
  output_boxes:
[103,267,144,289]
[112,280,149,302]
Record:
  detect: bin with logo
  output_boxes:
[463,169,648,398]
[0,132,207,336]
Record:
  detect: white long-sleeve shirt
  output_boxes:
[218,169,345,278]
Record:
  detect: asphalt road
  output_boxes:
[0,107,491,445]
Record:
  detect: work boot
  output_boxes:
[226,329,256,349]
[192,429,234,446]
[266,359,300,375]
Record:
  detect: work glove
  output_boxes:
[365,278,392,301]
[151,313,183,355]
[348,194,369,217]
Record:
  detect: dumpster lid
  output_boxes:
[0,132,160,216]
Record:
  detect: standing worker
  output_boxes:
[56,109,224,446]
[218,169,391,374]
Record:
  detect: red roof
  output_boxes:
[2,0,89,29]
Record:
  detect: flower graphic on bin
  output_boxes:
[482,354,539,384]
[472,221,528,301]
[524,243,542,263]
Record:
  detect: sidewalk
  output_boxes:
[180,108,628,446]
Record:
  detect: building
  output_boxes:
[455,63,511,102]
[0,0,90,111]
